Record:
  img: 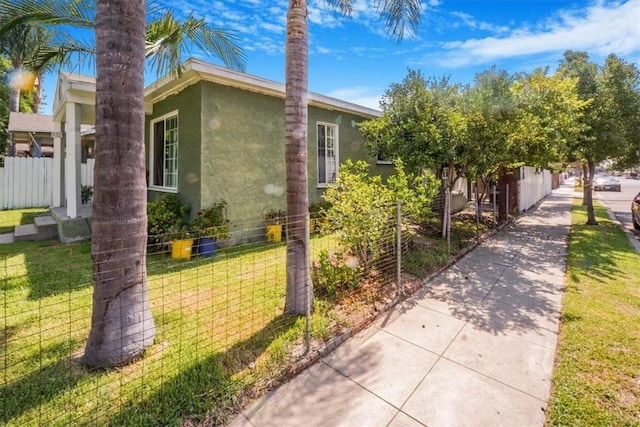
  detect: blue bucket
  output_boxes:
[197,237,217,257]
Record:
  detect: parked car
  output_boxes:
[594,176,621,191]
[632,192,640,230]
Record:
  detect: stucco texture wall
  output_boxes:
[145,84,202,210]
[146,80,392,239]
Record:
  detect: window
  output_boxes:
[150,112,178,190]
[317,123,338,186]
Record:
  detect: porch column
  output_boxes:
[52,121,64,207]
[64,102,82,218]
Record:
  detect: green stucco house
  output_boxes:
[144,59,391,241]
[51,59,391,242]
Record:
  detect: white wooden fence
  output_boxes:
[0,157,94,210]
[518,166,552,212]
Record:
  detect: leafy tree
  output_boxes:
[359,69,467,236]
[510,68,586,171]
[558,51,640,224]
[462,67,517,203]
[283,0,421,315]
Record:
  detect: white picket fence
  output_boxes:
[0,157,94,210]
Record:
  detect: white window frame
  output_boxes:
[149,110,179,192]
[317,122,339,187]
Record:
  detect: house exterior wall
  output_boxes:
[145,84,202,209]
[145,80,391,239]
[199,81,285,228]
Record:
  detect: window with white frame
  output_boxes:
[150,112,178,190]
[317,122,338,186]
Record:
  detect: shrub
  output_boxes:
[322,159,437,272]
[81,185,93,204]
[312,250,361,300]
[147,194,190,249]
[193,200,230,240]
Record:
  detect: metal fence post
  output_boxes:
[492,182,497,230]
[305,211,312,354]
[506,183,509,221]
[396,200,402,299]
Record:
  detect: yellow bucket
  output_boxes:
[171,238,194,260]
[265,224,282,243]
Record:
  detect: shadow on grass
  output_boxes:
[1,311,302,426]
[0,208,49,234]
[568,222,626,284]
[0,240,92,299]
[1,338,86,424]
[104,314,300,426]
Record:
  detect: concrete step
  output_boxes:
[14,215,59,242]
[14,223,38,241]
[34,215,59,240]
[0,232,15,244]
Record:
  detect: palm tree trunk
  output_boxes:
[9,64,22,112]
[33,70,44,113]
[284,0,311,315]
[84,0,155,368]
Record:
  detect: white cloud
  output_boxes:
[449,11,510,34]
[434,1,640,68]
[325,87,383,110]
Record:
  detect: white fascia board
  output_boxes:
[144,58,381,119]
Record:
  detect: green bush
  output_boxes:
[81,185,93,204]
[147,194,190,248]
[322,159,437,271]
[193,200,230,240]
[312,250,362,300]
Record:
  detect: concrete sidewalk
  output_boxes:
[230,185,574,427]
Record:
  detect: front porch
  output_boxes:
[50,204,92,243]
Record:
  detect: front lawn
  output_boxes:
[0,208,49,233]
[1,206,486,426]
[546,199,640,425]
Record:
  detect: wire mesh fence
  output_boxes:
[1,199,497,426]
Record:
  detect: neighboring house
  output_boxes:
[52,58,391,240]
[7,112,54,157]
[7,111,95,160]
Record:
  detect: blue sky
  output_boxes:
[41,0,640,114]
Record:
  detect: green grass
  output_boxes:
[0,207,481,426]
[1,234,344,426]
[0,208,49,234]
[546,199,640,426]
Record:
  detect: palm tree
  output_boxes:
[0,20,53,112]
[84,0,152,368]
[1,0,245,368]
[284,0,422,314]
[0,0,246,99]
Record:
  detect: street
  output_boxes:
[592,176,640,242]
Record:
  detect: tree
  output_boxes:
[359,69,467,235]
[0,17,53,112]
[0,0,246,95]
[83,0,152,367]
[283,0,422,314]
[510,68,585,171]
[558,51,640,225]
[2,0,246,367]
